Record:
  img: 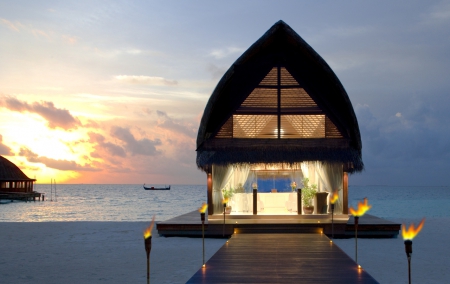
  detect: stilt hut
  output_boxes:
[0,155,36,193]
[196,21,363,216]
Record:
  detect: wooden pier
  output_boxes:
[0,191,43,202]
[187,233,379,283]
[156,211,400,238]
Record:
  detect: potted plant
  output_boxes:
[301,178,317,214]
[222,187,234,214]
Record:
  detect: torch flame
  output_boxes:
[330,191,339,204]
[143,215,155,239]
[198,202,208,213]
[402,218,425,240]
[223,197,229,204]
[349,198,371,217]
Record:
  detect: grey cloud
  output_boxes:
[156,110,197,138]
[115,75,178,86]
[110,126,161,156]
[207,63,227,80]
[88,132,126,158]
[0,96,80,130]
[355,102,450,177]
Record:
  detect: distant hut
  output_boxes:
[196,21,363,216]
[0,155,36,193]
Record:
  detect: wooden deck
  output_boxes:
[156,211,400,238]
[187,233,378,283]
[0,191,42,202]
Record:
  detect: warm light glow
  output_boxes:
[349,198,371,217]
[402,218,425,240]
[198,202,208,213]
[358,265,362,269]
[330,240,333,243]
[330,191,339,204]
[143,215,156,239]
[202,264,205,268]
[223,197,229,204]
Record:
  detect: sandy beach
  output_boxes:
[0,217,448,283]
[0,222,225,284]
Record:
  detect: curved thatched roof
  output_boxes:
[196,20,363,173]
[0,155,35,181]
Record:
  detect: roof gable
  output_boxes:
[196,20,363,172]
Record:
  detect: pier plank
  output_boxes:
[187,233,378,283]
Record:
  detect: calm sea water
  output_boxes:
[1,184,449,222]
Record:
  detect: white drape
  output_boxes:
[212,165,233,213]
[212,165,251,213]
[314,162,343,213]
[323,163,343,213]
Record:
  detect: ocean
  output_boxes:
[1,184,449,222]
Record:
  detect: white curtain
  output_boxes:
[230,165,251,190]
[322,163,343,213]
[300,161,343,214]
[212,165,233,213]
[212,164,251,214]
[315,162,343,214]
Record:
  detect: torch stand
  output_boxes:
[354,216,359,264]
[331,203,335,239]
[405,240,412,284]
[145,236,152,284]
[253,188,257,215]
[297,188,302,215]
[201,212,205,267]
[223,203,226,237]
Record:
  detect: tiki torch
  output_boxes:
[223,197,228,237]
[199,202,208,267]
[329,191,338,240]
[349,198,371,266]
[402,218,425,284]
[143,215,155,284]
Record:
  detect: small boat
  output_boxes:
[143,184,171,190]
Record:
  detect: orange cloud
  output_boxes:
[0,134,13,155]
[19,147,100,172]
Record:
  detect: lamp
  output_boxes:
[402,218,425,284]
[349,198,371,265]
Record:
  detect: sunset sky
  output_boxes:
[1,1,450,185]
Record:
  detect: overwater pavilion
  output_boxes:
[196,20,363,218]
[0,155,40,201]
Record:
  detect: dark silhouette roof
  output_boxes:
[0,155,35,181]
[196,20,363,173]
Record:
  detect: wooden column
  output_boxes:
[343,172,348,214]
[207,170,213,215]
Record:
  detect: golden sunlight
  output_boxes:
[0,111,95,183]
